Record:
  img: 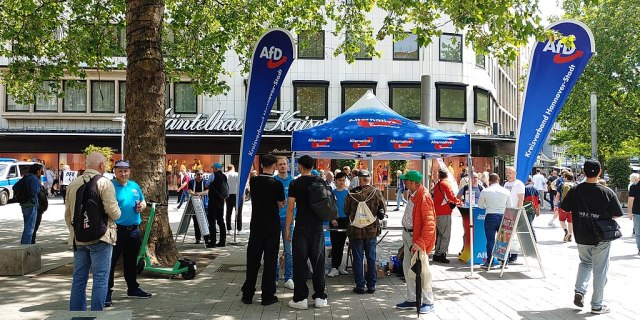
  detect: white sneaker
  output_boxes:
[314,298,328,308]
[547,221,556,227]
[284,279,295,290]
[328,268,339,277]
[338,267,348,275]
[289,299,308,310]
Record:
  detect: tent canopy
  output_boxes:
[291,91,471,159]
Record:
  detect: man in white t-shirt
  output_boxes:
[532,169,547,209]
[503,166,525,264]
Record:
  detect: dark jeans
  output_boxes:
[31,210,44,244]
[527,212,537,242]
[546,190,557,210]
[225,194,243,231]
[109,227,142,292]
[351,237,377,290]
[484,214,502,264]
[61,185,67,203]
[329,217,349,269]
[241,231,280,300]
[209,204,226,245]
[292,226,327,302]
[176,190,188,209]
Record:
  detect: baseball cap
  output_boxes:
[400,170,423,182]
[114,160,130,169]
[358,169,371,177]
[211,162,223,169]
[583,159,601,178]
[311,169,320,176]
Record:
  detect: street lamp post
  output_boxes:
[112,115,125,159]
[590,92,597,159]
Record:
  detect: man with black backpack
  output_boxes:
[65,152,121,311]
[208,162,228,248]
[16,163,44,244]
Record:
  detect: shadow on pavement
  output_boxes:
[518,308,600,319]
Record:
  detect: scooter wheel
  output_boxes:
[182,266,196,280]
[137,258,145,274]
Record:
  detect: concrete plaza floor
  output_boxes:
[1,196,639,319]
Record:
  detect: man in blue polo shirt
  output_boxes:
[106,160,152,307]
[274,156,295,290]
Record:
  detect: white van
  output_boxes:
[0,158,47,205]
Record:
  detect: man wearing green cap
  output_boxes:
[395,170,436,314]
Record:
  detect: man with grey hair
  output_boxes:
[65,152,121,311]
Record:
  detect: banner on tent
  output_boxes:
[237,28,295,212]
[515,20,595,182]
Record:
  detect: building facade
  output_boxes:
[0,14,521,185]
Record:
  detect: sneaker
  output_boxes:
[338,267,348,275]
[284,279,295,290]
[396,301,416,310]
[328,268,339,277]
[573,291,584,308]
[548,221,556,227]
[241,296,252,305]
[104,291,112,307]
[367,288,375,294]
[419,303,435,314]
[591,305,610,314]
[288,299,308,310]
[127,287,152,299]
[314,298,328,308]
[261,296,278,306]
[353,287,365,294]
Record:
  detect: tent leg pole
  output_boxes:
[465,154,479,279]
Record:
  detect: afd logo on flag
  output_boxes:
[432,139,455,150]
[543,40,583,64]
[310,137,332,148]
[260,46,288,69]
[352,118,402,128]
[390,138,414,149]
[350,137,373,148]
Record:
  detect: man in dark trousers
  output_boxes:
[241,154,285,305]
[208,162,227,248]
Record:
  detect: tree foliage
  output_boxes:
[83,145,115,171]
[0,0,548,102]
[607,156,631,190]
[552,0,640,162]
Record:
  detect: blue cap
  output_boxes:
[114,160,130,169]
[311,169,320,176]
[212,162,223,169]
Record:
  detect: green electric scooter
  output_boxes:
[136,202,197,280]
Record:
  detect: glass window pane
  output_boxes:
[63,81,87,112]
[119,81,126,112]
[298,31,324,59]
[344,87,371,110]
[391,87,421,118]
[393,34,418,60]
[476,54,486,68]
[165,83,170,109]
[295,86,326,117]
[91,81,115,113]
[6,95,30,111]
[174,83,196,113]
[346,32,371,59]
[438,87,465,119]
[476,90,489,123]
[440,34,462,62]
[35,81,58,112]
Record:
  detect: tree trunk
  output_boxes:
[125,0,178,266]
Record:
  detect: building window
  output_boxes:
[436,82,466,121]
[91,81,115,113]
[474,87,490,124]
[119,81,126,112]
[243,79,280,117]
[35,81,58,112]
[388,82,421,119]
[293,80,329,119]
[439,33,462,62]
[346,32,372,60]
[393,33,419,60]
[63,80,87,112]
[118,26,127,53]
[5,94,30,112]
[476,54,486,69]
[341,81,376,112]
[174,82,197,114]
[298,30,324,59]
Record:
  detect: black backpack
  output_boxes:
[220,178,230,200]
[308,176,338,221]
[72,174,108,244]
[12,176,30,204]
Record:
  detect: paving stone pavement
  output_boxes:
[1,197,639,319]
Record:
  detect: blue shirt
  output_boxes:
[112,179,145,226]
[332,188,349,218]
[274,174,294,219]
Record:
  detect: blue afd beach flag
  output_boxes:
[515,20,595,182]
[237,29,295,210]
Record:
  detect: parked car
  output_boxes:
[0,158,47,206]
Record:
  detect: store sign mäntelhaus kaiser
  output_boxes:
[164,108,326,134]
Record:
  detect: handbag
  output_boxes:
[576,189,622,242]
[438,182,456,209]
